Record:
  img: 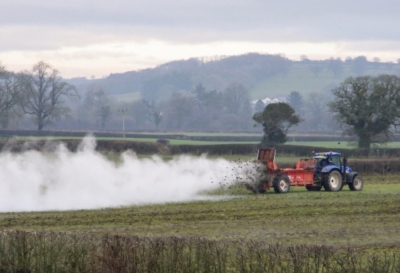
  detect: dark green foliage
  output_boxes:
[260,130,286,147]
[170,144,258,155]
[253,103,301,146]
[156,139,170,145]
[330,75,400,149]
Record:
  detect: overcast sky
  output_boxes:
[1,0,399,78]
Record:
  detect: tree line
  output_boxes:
[2,61,400,149]
[0,62,254,132]
[74,53,400,97]
[257,75,400,149]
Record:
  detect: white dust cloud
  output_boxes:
[0,137,254,212]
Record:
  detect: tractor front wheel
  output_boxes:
[323,170,343,192]
[349,175,364,191]
[273,175,291,193]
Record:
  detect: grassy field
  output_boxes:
[1,149,400,271]
[12,135,400,149]
[12,136,260,146]
[1,174,399,249]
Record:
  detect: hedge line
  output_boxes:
[0,129,373,142]
[1,140,400,174]
[3,140,400,158]
[0,140,161,154]
[273,144,400,158]
[0,140,258,155]
[169,144,258,155]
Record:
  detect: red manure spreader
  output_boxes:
[247,148,364,194]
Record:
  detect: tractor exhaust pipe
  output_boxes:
[342,155,348,182]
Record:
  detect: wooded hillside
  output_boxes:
[68,54,400,101]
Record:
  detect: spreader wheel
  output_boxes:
[349,175,364,191]
[273,175,291,193]
[306,185,322,191]
[323,170,343,192]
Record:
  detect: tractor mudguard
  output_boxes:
[321,165,340,174]
[345,172,359,183]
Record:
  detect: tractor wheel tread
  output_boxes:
[323,170,343,192]
[273,175,291,193]
[349,175,364,191]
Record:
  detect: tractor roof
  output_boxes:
[314,152,341,156]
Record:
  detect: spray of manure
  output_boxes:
[0,137,259,212]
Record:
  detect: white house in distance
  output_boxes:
[252,96,287,113]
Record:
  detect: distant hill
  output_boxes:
[67,54,400,101]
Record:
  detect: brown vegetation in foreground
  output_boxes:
[0,231,398,273]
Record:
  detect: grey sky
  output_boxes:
[1,0,399,77]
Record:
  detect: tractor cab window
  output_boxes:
[315,157,327,168]
[316,156,340,168]
[331,156,341,167]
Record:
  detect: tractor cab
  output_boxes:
[313,152,352,175]
[313,152,340,173]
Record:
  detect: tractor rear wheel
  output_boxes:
[323,170,343,192]
[306,185,322,191]
[273,175,291,193]
[349,175,364,191]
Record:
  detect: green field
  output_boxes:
[286,140,400,150]
[13,136,259,146]
[1,149,400,272]
[1,174,399,248]
[13,135,400,149]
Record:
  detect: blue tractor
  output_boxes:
[311,151,364,191]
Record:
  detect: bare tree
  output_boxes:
[164,93,194,129]
[0,65,22,128]
[222,82,251,115]
[143,100,163,129]
[18,62,78,130]
[84,85,113,128]
[304,92,332,131]
[309,64,324,77]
